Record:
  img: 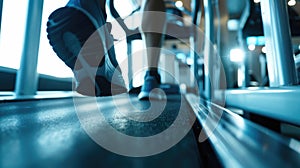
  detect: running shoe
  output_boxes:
[47,1,126,96]
[138,71,166,100]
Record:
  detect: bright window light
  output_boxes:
[38,0,73,78]
[0,0,74,78]
[262,46,267,54]
[248,44,256,51]
[0,0,139,79]
[288,0,296,6]
[230,48,245,63]
[111,0,138,18]
[227,19,239,31]
[186,57,193,65]
[0,0,28,69]
[175,1,183,8]
[254,0,261,3]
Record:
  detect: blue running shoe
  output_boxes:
[47,1,126,96]
[138,71,166,100]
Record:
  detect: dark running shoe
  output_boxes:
[47,4,126,96]
[138,71,166,100]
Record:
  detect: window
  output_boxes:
[38,0,73,78]
[0,0,28,69]
[0,0,142,80]
[0,0,72,78]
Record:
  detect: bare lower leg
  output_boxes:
[141,0,166,71]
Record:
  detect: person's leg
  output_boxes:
[138,0,166,100]
[47,0,126,96]
[141,0,166,75]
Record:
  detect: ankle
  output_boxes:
[148,68,159,75]
[145,69,161,83]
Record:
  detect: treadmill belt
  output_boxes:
[0,94,201,167]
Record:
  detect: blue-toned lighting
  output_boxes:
[257,36,265,45]
[230,48,245,63]
[227,19,239,31]
[175,1,183,8]
[262,46,267,54]
[186,57,193,65]
[288,0,296,6]
[176,52,186,60]
[246,36,265,46]
[246,36,257,45]
[248,44,256,51]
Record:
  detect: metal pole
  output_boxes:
[127,41,133,90]
[260,0,297,86]
[203,0,214,99]
[0,0,3,37]
[190,0,201,95]
[238,0,250,87]
[15,0,44,95]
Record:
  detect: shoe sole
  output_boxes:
[47,7,127,96]
[138,77,166,100]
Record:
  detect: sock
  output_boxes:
[149,68,159,76]
[146,68,161,83]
